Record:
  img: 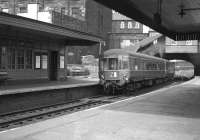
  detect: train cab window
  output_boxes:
[102,58,118,70]
[108,58,118,70]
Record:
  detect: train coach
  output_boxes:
[99,49,175,94]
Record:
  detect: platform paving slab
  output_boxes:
[0,77,200,140]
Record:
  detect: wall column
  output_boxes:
[48,51,58,80]
[194,65,200,76]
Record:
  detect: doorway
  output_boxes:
[49,51,58,80]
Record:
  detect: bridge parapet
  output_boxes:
[165,38,199,54]
[165,45,198,53]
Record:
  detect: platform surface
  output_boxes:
[0,77,99,95]
[1,77,200,140]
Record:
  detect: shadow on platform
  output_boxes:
[102,79,200,119]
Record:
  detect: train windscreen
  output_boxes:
[103,56,129,70]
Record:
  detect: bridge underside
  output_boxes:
[94,0,200,40]
[164,53,200,76]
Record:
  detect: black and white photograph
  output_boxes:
[0,0,199,139]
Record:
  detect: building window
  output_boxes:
[135,22,140,29]
[16,49,25,69]
[128,21,132,29]
[60,55,65,69]
[35,54,41,69]
[42,54,48,69]
[7,48,16,69]
[26,50,33,69]
[19,6,27,13]
[35,53,48,69]
[153,39,158,45]
[186,40,192,45]
[120,21,125,29]
[121,40,131,48]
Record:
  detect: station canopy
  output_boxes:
[94,0,200,40]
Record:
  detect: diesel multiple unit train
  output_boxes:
[99,49,175,94]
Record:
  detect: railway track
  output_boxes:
[0,81,184,131]
[0,95,129,131]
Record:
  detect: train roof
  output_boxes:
[104,49,167,62]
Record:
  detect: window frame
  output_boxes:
[135,22,140,29]
[127,21,132,29]
[120,21,125,29]
[34,52,48,70]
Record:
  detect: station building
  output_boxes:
[0,0,112,81]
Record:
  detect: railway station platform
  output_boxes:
[0,76,99,95]
[1,77,200,140]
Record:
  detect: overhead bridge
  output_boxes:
[94,0,200,41]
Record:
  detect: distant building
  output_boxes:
[109,11,148,49]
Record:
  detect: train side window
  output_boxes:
[122,56,129,69]
[140,60,144,70]
[131,58,135,70]
[135,59,139,70]
[118,56,122,70]
[156,63,159,70]
[160,62,164,70]
[143,60,147,70]
[146,62,149,70]
[153,63,156,70]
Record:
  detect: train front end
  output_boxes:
[99,54,129,93]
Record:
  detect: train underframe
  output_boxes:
[103,77,173,95]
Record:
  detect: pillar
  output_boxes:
[194,65,200,76]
